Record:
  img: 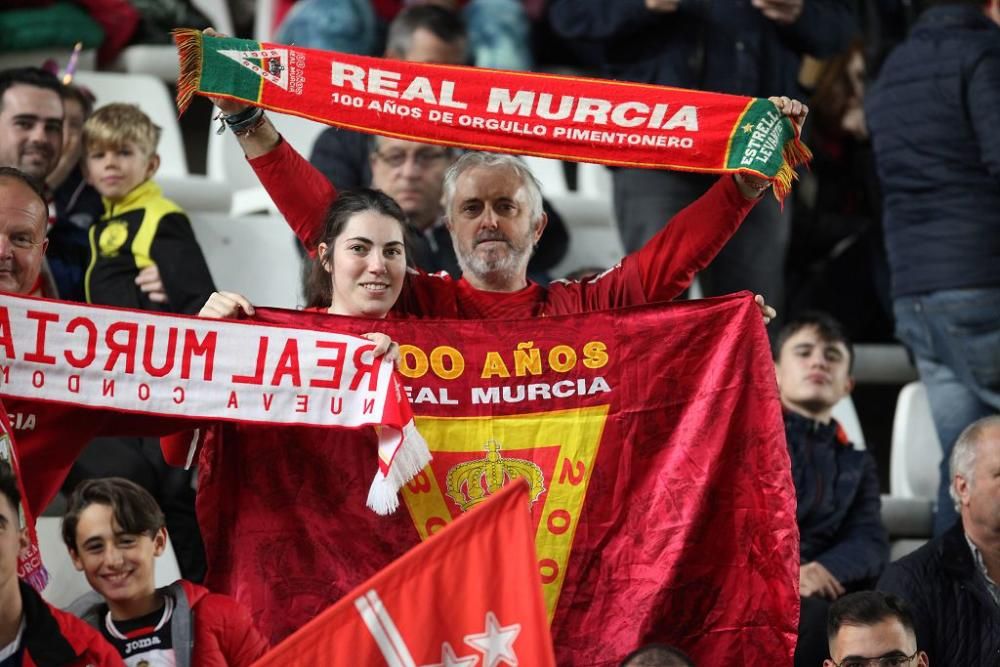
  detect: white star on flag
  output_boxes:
[422,642,478,667]
[463,612,521,667]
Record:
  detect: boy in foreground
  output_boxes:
[63,478,267,666]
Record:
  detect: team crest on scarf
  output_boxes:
[401,406,608,620]
[218,48,293,91]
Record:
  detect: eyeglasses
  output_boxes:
[832,650,919,667]
[373,148,449,169]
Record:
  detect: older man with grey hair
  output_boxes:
[878,415,1000,665]
[214,73,807,319]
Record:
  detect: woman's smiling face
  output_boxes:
[320,210,407,318]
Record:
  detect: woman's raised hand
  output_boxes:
[199,291,256,319]
[362,333,401,366]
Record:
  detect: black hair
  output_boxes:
[0,165,48,210]
[772,310,855,373]
[61,82,96,118]
[386,4,469,61]
[303,188,410,309]
[61,477,165,553]
[827,591,919,642]
[0,461,21,527]
[0,67,64,110]
[621,644,696,667]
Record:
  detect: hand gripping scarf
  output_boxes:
[173,30,811,199]
[0,295,429,517]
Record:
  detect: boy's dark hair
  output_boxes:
[0,165,47,209]
[386,4,468,61]
[621,643,695,667]
[61,477,165,553]
[0,461,22,526]
[0,67,63,109]
[772,310,855,373]
[827,591,918,642]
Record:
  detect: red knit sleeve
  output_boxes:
[632,175,758,302]
[247,138,337,257]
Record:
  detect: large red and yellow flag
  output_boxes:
[252,479,556,666]
[218,293,799,665]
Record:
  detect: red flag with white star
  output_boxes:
[251,479,555,667]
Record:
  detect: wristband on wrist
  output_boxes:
[226,107,266,136]
[214,107,265,135]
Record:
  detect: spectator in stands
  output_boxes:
[178,190,410,642]
[307,7,567,281]
[77,102,212,580]
[773,312,889,667]
[621,643,695,667]
[45,82,102,303]
[0,168,189,564]
[277,0,531,70]
[63,478,267,666]
[310,4,468,191]
[0,67,162,303]
[865,0,1000,537]
[213,69,806,318]
[877,415,1000,664]
[0,68,62,185]
[0,462,124,666]
[824,591,928,667]
[786,40,893,344]
[548,0,856,323]
[82,103,215,314]
[0,166,48,296]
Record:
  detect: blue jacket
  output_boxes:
[785,411,888,587]
[878,521,1000,666]
[548,0,855,97]
[865,5,1000,298]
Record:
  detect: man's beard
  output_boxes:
[18,141,56,180]
[457,230,532,285]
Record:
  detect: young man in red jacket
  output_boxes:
[0,462,123,667]
[61,478,268,667]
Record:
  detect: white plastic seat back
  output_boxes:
[254,0,279,41]
[576,162,613,200]
[831,396,866,450]
[521,156,569,197]
[110,0,234,82]
[546,193,623,279]
[72,71,188,176]
[207,112,329,215]
[890,381,942,498]
[189,213,304,308]
[36,516,182,610]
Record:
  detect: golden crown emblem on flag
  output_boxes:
[445,440,545,512]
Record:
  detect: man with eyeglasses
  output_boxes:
[368,136,462,276]
[308,5,567,280]
[824,591,928,667]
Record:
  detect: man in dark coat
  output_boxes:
[878,416,1000,666]
[774,311,889,666]
[865,0,1000,535]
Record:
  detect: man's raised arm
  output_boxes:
[633,96,808,302]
